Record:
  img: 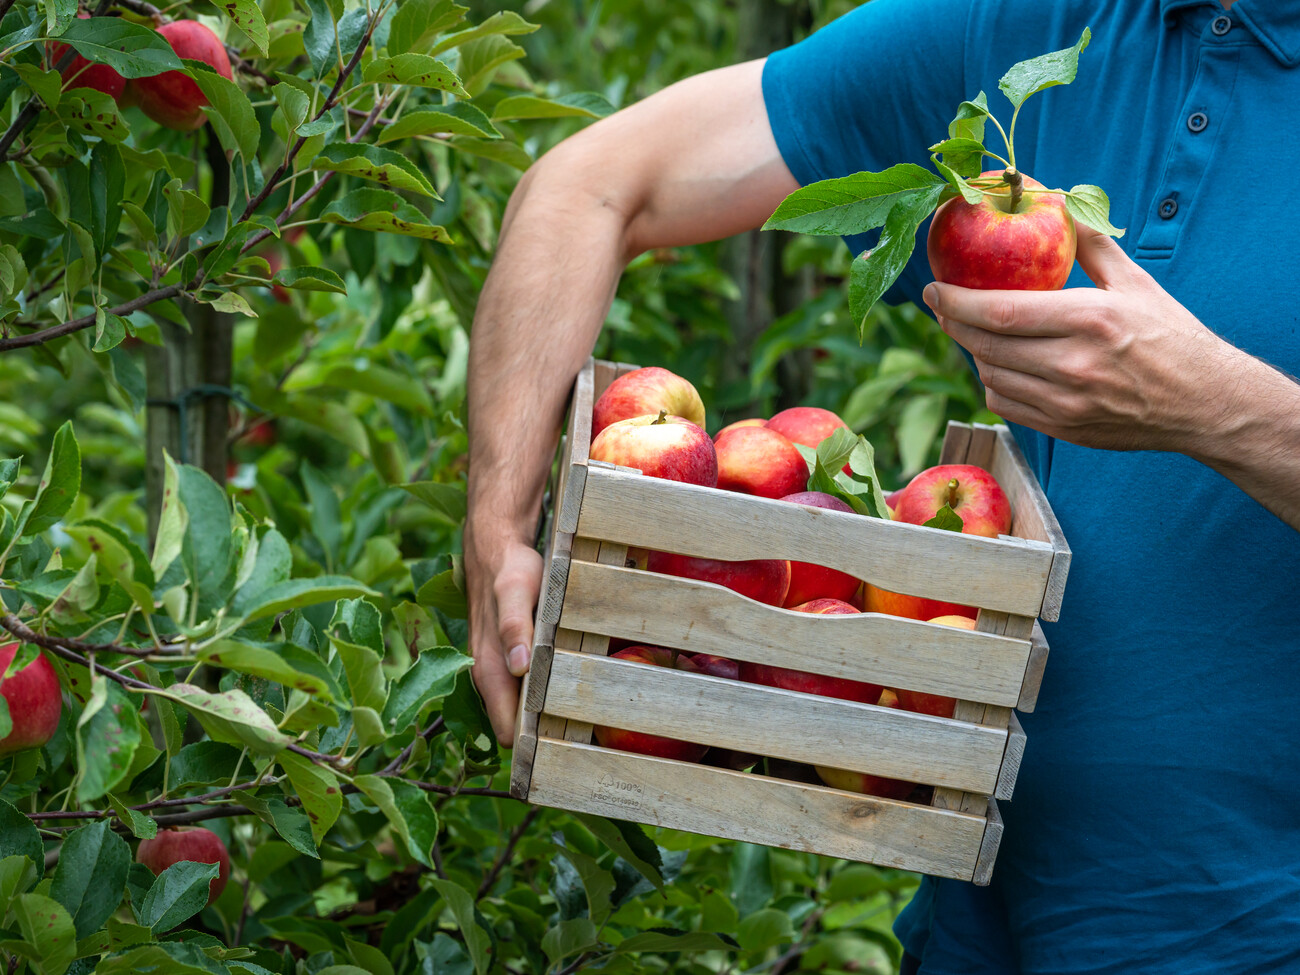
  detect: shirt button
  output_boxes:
[1211,15,1232,35]
[1159,197,1179,219]
[1187,111,1208,132]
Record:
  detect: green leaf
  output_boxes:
[0,798,45,880]
[763,164,945,236]
[272,81,310,135]
[93,943,227,975]
[236,576,380,622]
[320,188,453,242]
[447,135,531,170]
[13,64,61,108]
[302,0,339,77]
[330,633,386,712]
[387,0,467,55]
[157,683,291,755]
[58,18,184,78]
[945,91,990,176]
[554,840,615,925]
[457,34,525,97]
[188,66,259,162]
[311,143,438,197]
[214,0,269,56]
[14,892,76,975]
[847,185,945,340]
[233,791,318,858]
[737,906,794,954]
[354,775,439,867]
[896,392,947,477]
[491,91,614,120]
[376,103,500,143]
[64,518,154,606]
[54,88,128,143]
[199,640,334,699]
[271,266,347,294]
[74,679,142,803]
[429,878,492,974]
[931,150,989,202]
[151,452,187,577]
[416,569,468,617]
[541,917,597,967]
[137,860,219,932]
[106,795,156,840]
[24,421,79,536]
[277,751,341,844]
[614,930,734,954]
[429,10,538,56]
[402,481,466,521]
[361,53,467,94]
[229,528,291,615]
[574,815,663,889]
[48,820,130,938]
[805,428,885,520]
[923,504,965,532]
[162,179,209,241]
[1064,183,1124,237]
[998,27,1092,110]
[382,645,472,731]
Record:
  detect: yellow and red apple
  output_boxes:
[0,643,62,758]
[892,463,1011,538]
[590,413,718,486]
[592,367,706,439]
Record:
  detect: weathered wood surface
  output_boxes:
[544,648,1008,793]
[1017,620,1050,712]
[574,465,1054,616]
[555,361,596,535]
[558,560,1033,706]
[529,737,989,881]
[994,711,1026,801]
[973,798,1003,886]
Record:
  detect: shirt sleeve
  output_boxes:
[761,0,976,305]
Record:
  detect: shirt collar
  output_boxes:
[1160,0,1300,67]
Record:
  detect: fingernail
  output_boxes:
[506,644,530,676]
[922,283,938,308]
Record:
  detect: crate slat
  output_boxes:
[575,466,1053,617]
[543,648,1009,793]
[528,737,990,881]
[1016,621,1050,712]
[558,560,1033,706]
[555,362,597,535]
[994,712,1026,801]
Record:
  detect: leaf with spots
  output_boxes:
[156,683,291,756]
[13,892,76,975]
[361,53,467,95]
[57,18,183,79]
[214,0,269,56]
[387,0,467,55]
[63,518,154,608]
[74,678,142,803]
[321,188,453,242]
[376,103,500,143]
[198,640,336,700]
[277,750,342,844]
[311,143,438,198]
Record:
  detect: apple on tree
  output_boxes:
[132,21,233,131]
[136,826,231,906]
[739,598,882,704]
[0,642,62,758]
[589,412,718,487]
[592,367,706,439]
[48,14,126,101]
[592,647,709,762]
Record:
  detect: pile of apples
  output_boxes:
[586,366,1014,801]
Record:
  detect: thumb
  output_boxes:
[1074,221,1139,291]
[494,547,544,677]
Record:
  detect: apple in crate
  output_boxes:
[778,491,861,607]
[647,550,790,606]
[863,582,976,624]
[765,406,849,451]
[714,418,765,438]
[894,615,977,719]
[739,598,882,703]
[590,413,718,486]
[593,647,709,762]
[691,654,759,770]
[592,367,706,439]
[815,689,915,801]
[891,463,1012,538]
[714,425,807,500]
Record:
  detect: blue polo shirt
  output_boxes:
[763,2,1300,972]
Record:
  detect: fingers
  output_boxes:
[941,317,1063,381]
[1074,222,1141,292]
[493,547,543,677]
[471,643,522,745]
[923,282,1080,337]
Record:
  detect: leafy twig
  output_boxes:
[0,613,184,661]
[0,284,184,352]
[476,807,540,898]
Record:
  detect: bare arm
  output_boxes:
[465,59,799,741]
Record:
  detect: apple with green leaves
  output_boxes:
[137,826,231,906]
[0,643,62,758]
[132,21,233,131]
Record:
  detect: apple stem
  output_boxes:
[946,478,960,508]
[652,409,668,425]
[1003,168,1024,214]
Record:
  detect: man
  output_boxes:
[465,0,1300,970]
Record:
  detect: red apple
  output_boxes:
[647,550,790,607]
[714,426,807,500]
[0,643,62,757]
[593,647,709,762]
[778,491,861,607]
[894,615,976,719]
[590,413,718,486]
[137,826,231,906]
[892,463,1011,538]
[739,598,882,704]
[133,21,233,131]
[862,582,976,624]
[49,14,126,100]
[592,367,705,439]
[815,689,914,801]
[714,418,765,439]
[927,170,1076,291]
[765,406,849,452]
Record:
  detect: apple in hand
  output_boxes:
[714,426,807,500]
[894,615,977,719]
[137,826,231,906]
[815,689,915,801]
[892,463,1011,538]
[133,21,233,131]
[592,367,706,439]
[739,598,882,704]
[49,14,126,100]
[647,550,790,606]
[593,647,709,762]
[778,491,861,607]
[927,170,1076,291]
[0,643,62,758]
[590,413,718,486]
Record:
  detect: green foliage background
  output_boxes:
[0,0,991,972]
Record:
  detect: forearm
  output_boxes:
[1188,353,1300,531]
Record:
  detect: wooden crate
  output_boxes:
[511,359,1069,884]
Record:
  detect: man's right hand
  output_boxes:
[464,58,798,744]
